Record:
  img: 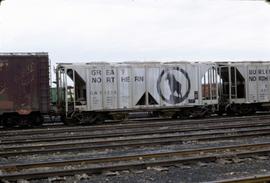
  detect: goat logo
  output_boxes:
[157,67,191,104]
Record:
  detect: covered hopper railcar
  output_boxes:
[216,62,270,115]
[0,53,50,127]
[56,62,220,124]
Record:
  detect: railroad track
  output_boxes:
[1,142,270,180]
[2,126,270,157]
[2,118,270,145]
[2,115,270,181]
[1,114,270,137]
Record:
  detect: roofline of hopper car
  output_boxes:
[56,61,217,66]
[55,61,219,71]
[57,61,270,70]
[56,62,110,65]
[217,61,270,66]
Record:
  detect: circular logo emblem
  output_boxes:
[157,67,191,104]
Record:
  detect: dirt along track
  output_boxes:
[2,115,270,182]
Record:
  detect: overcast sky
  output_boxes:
[0,0,270,64]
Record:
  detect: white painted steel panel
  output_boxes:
[88,65,103,110]
[118,66,132,108]
[62,62,219,111]
[235,65,246,81]
[72,66,87,82]
[199,64,213,80]
[247,65,258,102]
[147,66,161,106]
[257,65,270,102]
[132,66,146,108]
[186,64,199,105]
[103,65,118,109]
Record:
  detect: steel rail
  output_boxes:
[1,143,270,180]
[1,142,270,170]
[2,120,270,145]
[2,126,270,157]
[1,114,270,137]
[214,174,270,183]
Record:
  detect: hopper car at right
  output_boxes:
[217,62,270,115]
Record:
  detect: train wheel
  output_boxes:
[199,107,211,118]
[84,113,98,124]
[226,104,236,116]
[72,112,84,124]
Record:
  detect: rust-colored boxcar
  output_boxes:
[0,53,50,126]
